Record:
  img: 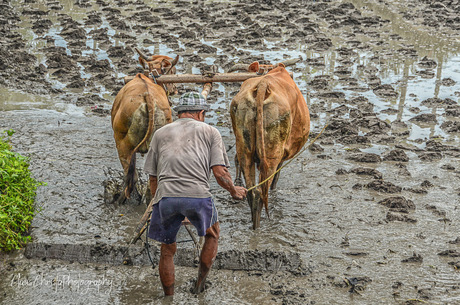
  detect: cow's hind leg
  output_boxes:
[141,181,152,206]
[125,166,143,204]
[270,162,283,190]
[250,188,262,229]
[258,157,283,223]
[234,155,243,186]
[114,139,136,204]
[238,151,258,228]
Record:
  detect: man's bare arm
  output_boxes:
[149,175,158,197]
[212,165,247,200]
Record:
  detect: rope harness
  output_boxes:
[149,68,173,102]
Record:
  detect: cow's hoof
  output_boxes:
[125,187,142,205]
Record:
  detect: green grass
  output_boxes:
[0,130,43,251]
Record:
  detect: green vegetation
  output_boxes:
[0,130,42,251]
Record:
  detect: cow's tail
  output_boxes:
[125,75,156,198]
[255,80,270,216]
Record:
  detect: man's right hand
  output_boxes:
[212,165,248,200]
[231,186,247,200]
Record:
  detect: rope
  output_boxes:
[150,69,175,107]
[246,123,328,192]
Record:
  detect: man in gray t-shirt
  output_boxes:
[144,92,247,296]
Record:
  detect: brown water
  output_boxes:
[1,0,460,304]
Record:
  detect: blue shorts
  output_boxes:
[148,197,218,244]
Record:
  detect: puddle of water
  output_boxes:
[0,87,84,115]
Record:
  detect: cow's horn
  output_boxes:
[135,47,150,60]
[164,55,179,74]
[227,63,250,73]
[279,58,301,67]
[169,55,179,67]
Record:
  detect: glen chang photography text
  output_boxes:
[10,273,114,294]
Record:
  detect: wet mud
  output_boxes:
[1,0,460,304]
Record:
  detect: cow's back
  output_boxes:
[266,68,310,159]
[111,73,172,172]
[231,67,310,159]
[112,74,171,140]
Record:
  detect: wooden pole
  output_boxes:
[124,72,293,84]
[200,83,212,98]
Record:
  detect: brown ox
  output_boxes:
[111,48,178,204]
[230,61,310,229]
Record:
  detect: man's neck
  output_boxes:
[178,113,205,122]
[178,113,196,119]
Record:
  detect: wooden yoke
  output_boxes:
[123,72,294,85]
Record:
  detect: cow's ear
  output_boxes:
[248,61,260,72]
[277,63,286,68]
[160,59,170,69]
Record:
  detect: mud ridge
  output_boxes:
[24,242,309,275]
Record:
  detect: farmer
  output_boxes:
[143,92,247,296]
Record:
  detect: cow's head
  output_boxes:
[135,47,179,96]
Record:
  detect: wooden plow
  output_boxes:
[122,81,213,265]
[122,58,300,265]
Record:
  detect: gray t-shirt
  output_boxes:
[144,118,230,204]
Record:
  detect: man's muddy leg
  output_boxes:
[160,242,177,296]
[192,222,220,294]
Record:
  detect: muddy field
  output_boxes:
[1,0,460,304]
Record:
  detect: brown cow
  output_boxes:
[111,49,178,204]
[230,61,310,229]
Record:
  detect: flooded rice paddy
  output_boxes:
[1,0,459,303]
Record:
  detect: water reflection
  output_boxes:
[3,0,460,137]
[8,0,460,127]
